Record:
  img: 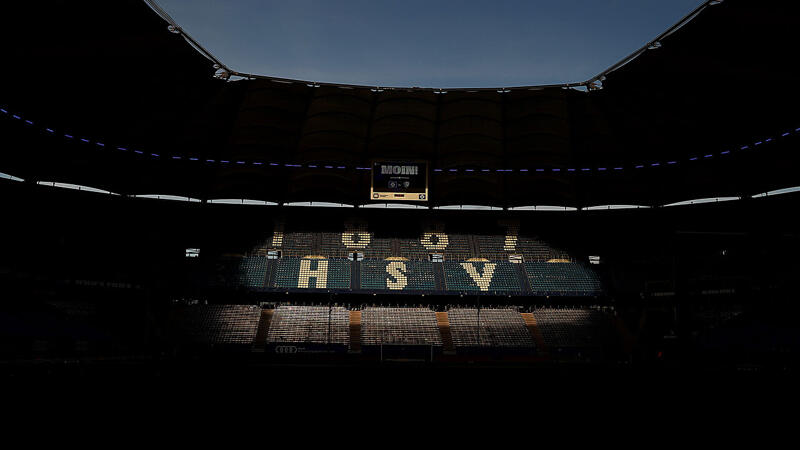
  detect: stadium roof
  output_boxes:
[1,0,799,208]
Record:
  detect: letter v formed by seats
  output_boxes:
[460,262,496,292]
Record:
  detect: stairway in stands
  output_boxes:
[351,258,361,290]
[520,312,548,354]
[432,263,446,291]
[435,312,455,354]
[252,309,274,352]
[265,259,277,288]
[349,310,362,353]
[515,263,532,293]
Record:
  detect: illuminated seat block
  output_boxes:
[172,305,261,345]
[360,259,435,291]
[361,307,442,346]
[443,261,522,292]
[273,258,351,289]
[525,262,601,295]
[448,308,534,348]
[267,305,350,345]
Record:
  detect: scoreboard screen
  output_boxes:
[370,161,428,202]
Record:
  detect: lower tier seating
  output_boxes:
[172,305,261,344]
[267,305,350,346]
[448,308,535,348]
[361,307,442,346]
[532,308,610,348]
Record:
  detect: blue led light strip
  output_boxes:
[2,103,796,175]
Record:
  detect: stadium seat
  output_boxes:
[525,262,601,295]
[448,308,534,348]
[361,307,442,346]
[237,256,267,288]
[532,308,610,348]
[267,305,349,346]
[273,258,351,289]
[172,305,261,345]
[360,259,435,291]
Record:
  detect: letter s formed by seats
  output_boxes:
[386,261,408,290]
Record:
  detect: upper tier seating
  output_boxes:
[515,238,553,261]
[318,232,350,258]
[448,308,534,348]
[237,256,267,288]
[216,224,605,295]
[172,305,261,344]
[210,256,241,288]
[267,305,349,345]
[440,234,472,261]
[443,261,522,292]
[280,232,315,257]
[532,308,610,348]
[398,239,431,261]
[361,307,442,346]
[475,234,512,261]
[525,262,602,295]
[340,229,394,259]
[361,237,393,259]
[360,259,435,291]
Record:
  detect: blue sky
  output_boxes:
[157,0,702,88]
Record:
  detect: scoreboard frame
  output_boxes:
[369,160,429,202]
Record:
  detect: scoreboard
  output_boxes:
[370,161,428,202]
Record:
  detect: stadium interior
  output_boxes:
[2,0,800,380]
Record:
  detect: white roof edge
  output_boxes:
[584,204,651,211]
[36,181,118,195]
[208,198,279,205]
[131,194,202,203]
[435,204,503,211]
[284,201,354,208]
[507,205,578,211]
[751,186,800,198]
[0,171,25,182]
[360,203,428,209]
[663,196,741,207]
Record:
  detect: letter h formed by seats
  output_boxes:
[298,259,328,288]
